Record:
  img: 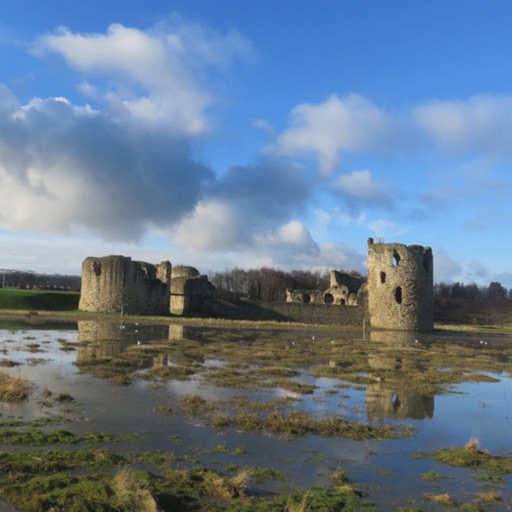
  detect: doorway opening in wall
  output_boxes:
[303,293,311,304]
[323,293,334,304]
[394,286,402,304]
[392,250,400,267]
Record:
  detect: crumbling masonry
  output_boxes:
[79,256,215,317]
[367,238,433,330]
[79,256,172,315]
[79,238,434,330]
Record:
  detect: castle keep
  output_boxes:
[79,256,214,317]
[79,256,172,315]
[367,238,433,330]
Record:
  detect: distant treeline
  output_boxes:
[210,267,364,302]
[434,281,510,300]
[212,267,511,303]
[0,270,81,291]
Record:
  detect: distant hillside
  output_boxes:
[0,269,81,291]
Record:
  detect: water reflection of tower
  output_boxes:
[76,321,169,368]
[367,331,434,420]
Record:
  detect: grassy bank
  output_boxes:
[0,289,79,312]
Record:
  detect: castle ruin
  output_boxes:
[170,265,215,316]
[79,256,215,317]
[79,256,172,315]
[367,238,433,330]
[79,238,433,330]
[286,270,364,305]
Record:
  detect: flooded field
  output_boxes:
[0,318,510,511]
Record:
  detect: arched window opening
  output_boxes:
[340,298,346,305]
[93,262,102,276]
[394,286,402,304]
[324,293,334,304]
[392,250,401,267]
[380,271,386,284]
[303,293,311,304]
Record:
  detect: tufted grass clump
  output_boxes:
[415,437,512,475]
[0,371,31,401]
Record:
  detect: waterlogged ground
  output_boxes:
[0,318,510,511]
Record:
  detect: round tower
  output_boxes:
[367,238,433,330]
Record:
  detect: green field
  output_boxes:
[0,289,80,312]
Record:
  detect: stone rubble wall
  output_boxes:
[367,238,433,330]
[78,255,171,315]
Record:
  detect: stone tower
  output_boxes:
[79,255,172,315]
[367,238,433,331]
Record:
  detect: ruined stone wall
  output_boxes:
[79,256,171,315]
[286,270,364,307]
[367,238,433,330]
[329,270,363,293]
[170,273,214,316]
[211,298,369,325]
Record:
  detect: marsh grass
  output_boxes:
[111,467,158,512]
[425,492,457,506]
[419,471,446,481]
[153,405,174,415]
[473,491,502,503]
[135,364,196,381]
[0,359,20,368]
[201,468,249,500]
[0,371,31,401]
[416,438,512,475]
[330,468,351,485]
[0,428,113,446]
[179,393,411,440]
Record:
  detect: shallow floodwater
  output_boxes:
[0,319,511,511]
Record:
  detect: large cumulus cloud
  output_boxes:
[173,158,315,252]
[0,91,213,240]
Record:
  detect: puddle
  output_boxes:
[0,319,510,510]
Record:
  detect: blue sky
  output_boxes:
[1,0,512,286]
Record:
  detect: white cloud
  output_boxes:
[172,158,314,252]
[334,169,391,207]
[258,220,319,253]
[414,94,512,157]
[306,242,366,274]
[172,200,246,251]
[0,91,213,241]
[32,20,255,134]
[271,94,396,175]
[367,219,407,239]
[433,248,463,283]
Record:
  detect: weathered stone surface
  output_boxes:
[286,270,364,306]
[367,238,433,330]
[170,269,215,316]
[78,255,171,315]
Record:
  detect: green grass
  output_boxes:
[0,289,80,312]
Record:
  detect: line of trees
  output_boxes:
[211,267,512,303]
[210,267,334,302]
[434,281,510,300]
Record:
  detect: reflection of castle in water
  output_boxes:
[366,331,434,421]
[76,321,204,371]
